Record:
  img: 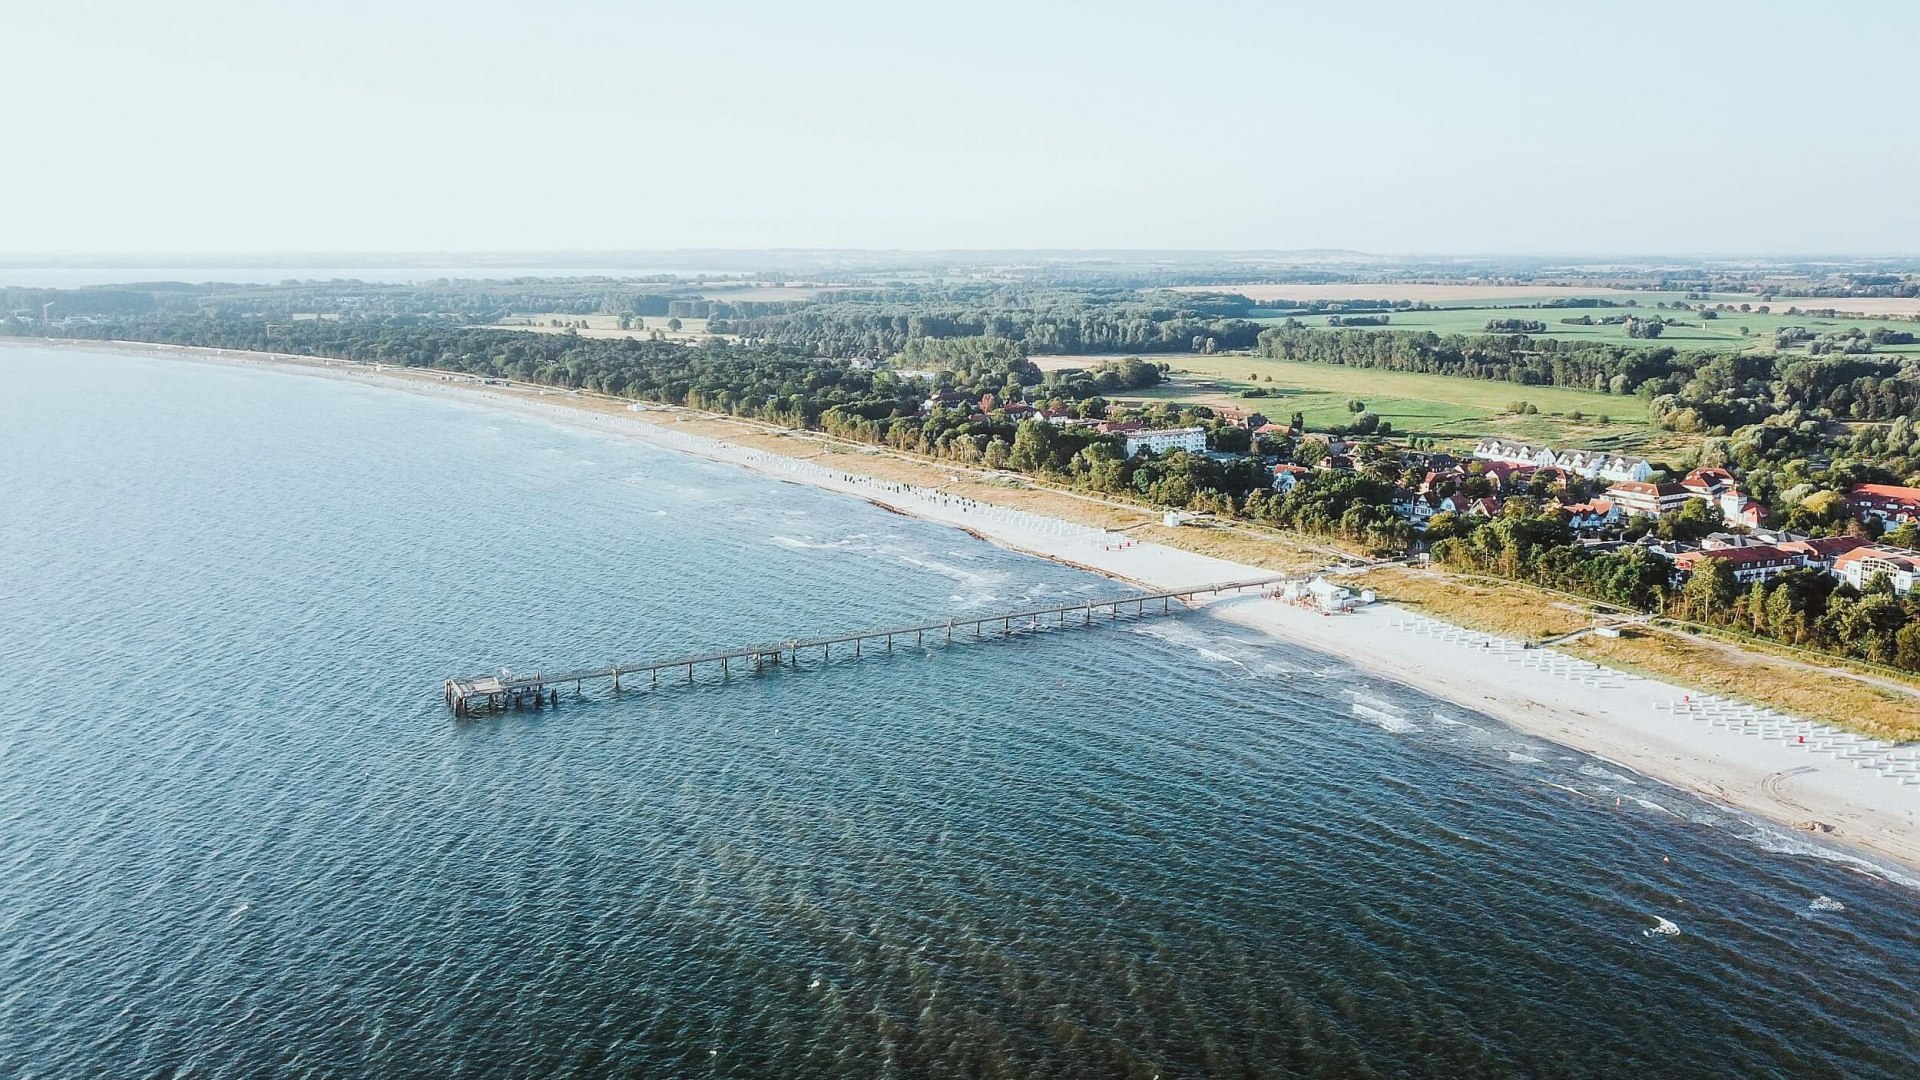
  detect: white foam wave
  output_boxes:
[1352,703,1421,734]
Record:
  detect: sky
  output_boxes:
[4,0,1916,257]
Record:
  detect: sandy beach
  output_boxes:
[14,337,1920,879]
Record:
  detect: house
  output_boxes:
[1271,463,1311,493]
[1832,546,1920,594]
[1468,496,1503,517]
[1474,438,1560,469]
[1530,466,1572,490]
[1680,467,1737,498]
[1477,460,1531,491]
[1402,491,1469,526]
[1122,426,1208,457]
[1607,481,1692,517]
[1681,466,1766,524]
[1478,440,1653,482]
[921,390,973,414]
[1039,408,1097,428]
[1096,419,1145,434]
[999,403,1039,421]
[1557,450,1654,483]
[1700,532,1772,551]
[1559,497,1621,531]
[1672,544,1803,585]
[1775,535,1868,570]
[1848,483,1920,526]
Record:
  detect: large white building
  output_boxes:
[1833,546,1920,595]
[1472,439,1652,483]
[1123,426,1208,457]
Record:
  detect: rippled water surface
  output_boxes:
[4,347,1920,1078]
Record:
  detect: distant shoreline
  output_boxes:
[11,335,1920,881]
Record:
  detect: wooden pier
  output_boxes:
[443,576,1287,716]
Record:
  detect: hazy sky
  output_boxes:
[6,0,1916,256]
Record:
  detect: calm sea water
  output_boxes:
[3,346,1919,1079]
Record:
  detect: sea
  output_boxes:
[3,345,1918,1078]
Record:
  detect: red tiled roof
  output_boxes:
[1610,481,1687,497]
[1851,483,1920,505]
[1779,535,1866,559]
[1674,544,1797,569]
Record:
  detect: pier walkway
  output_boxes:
[444,576,1287,715]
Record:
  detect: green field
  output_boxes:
[1118,354,1680,454]
[1251,303,1920,356]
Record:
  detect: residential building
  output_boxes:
[1832,546,1920,594]
[920,390,972,414]
[1474,439,1651,482]
[1848,483,1920,526]
[1775,535,1869,570]
[1558,497,1621,531]
[1680,467,1737,498]
[1607,481,1692,517]
[1681,467,1767,525]
[1122,426,1208,457]
[1557,449,1655,483]
[1271,463,1310,493]
[1473,439,1560,469]
[1672,544,1803,585]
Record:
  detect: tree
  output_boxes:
[1680,557,1737,620]
[667,317,683,331]
[1347,398,1366,413]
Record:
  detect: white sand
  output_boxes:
[19,338,1920,876]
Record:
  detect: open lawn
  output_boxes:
[1109,353,1678,453]
[1255,305,1920,356]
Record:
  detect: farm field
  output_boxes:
[1181,283,1656,304]
[1253,305,1920,355]
[1048,353,1681,455]
[1193,282,1920,319]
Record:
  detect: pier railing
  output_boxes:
[444,576,1288,715]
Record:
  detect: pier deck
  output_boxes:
[444,576,1288,715]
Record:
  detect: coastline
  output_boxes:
[12,336,1920,878]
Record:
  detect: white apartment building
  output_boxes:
[1832,546,1920,595]
[1473,439,1652,483]
[1123,426,1208,457]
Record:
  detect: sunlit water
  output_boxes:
[3,347,1918,1078]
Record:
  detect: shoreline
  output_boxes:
[12,336,1920,879]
